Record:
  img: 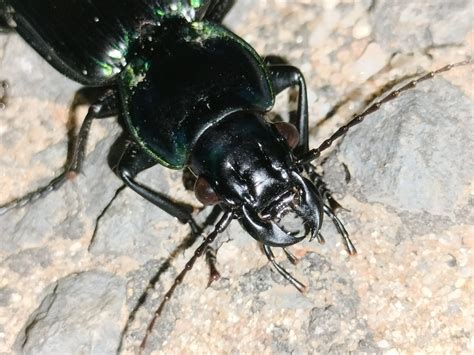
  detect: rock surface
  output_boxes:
[14,271,126,354]
[0,0,472,354]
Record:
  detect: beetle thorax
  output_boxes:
[119,19,273,169]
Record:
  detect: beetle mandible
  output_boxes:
[0,0,354,287]
[0,0,470,350]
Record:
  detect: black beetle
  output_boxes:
[0,0,470,349]
[0,0,352,288]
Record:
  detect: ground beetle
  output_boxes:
[0,0,469,349]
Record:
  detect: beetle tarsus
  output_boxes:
[0,90,116,215]
[0,172,67,215]
[88,185,126,251]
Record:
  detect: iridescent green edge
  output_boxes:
[93,0,210,79]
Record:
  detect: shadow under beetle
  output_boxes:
[0,0,470,349]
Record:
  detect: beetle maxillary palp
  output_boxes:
[282,247,298,265]
[263,245,307,293]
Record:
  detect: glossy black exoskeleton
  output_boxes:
[0,0,469,349]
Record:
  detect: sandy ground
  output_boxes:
[0,0,473,354]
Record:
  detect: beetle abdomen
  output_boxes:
[8,0,213,85]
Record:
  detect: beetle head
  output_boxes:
[190,112,323,246]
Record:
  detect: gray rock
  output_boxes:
[0,1,472,354]
[0,286,13,307]
[14,271,126,354]
[371,0,472,52]
[5,247,51,274]
[0,122,122,252]
[88,165,175,263]
[303,253,377,353]
[326,78,473,233]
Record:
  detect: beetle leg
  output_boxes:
[282,247,298,265]
[322,204,357,255]
[0,89,118,215]
[266,62,357,254]
[112,140,225,286]
[304,163,356,253]
[110,135,201,235]
[306,164,344,212]
[267,65,309,156]
[263,245,306,293]
[267,65,357,255]
[140,212,233,350]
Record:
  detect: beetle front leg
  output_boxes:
[110,136,199,232]
[0,89,118,215]
[110,136,223,282]
[268,65,356,254]
[267,65,309,156]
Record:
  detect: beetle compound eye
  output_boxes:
[195,176,219,205]
[274,122,299,149]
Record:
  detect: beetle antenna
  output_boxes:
[140,211,233,350]
[296,58,472,166]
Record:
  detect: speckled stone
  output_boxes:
[0,0,472,354]
[14,271,126,354]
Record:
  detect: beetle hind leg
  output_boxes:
[0,89,117,215]
[109,134,202,233]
